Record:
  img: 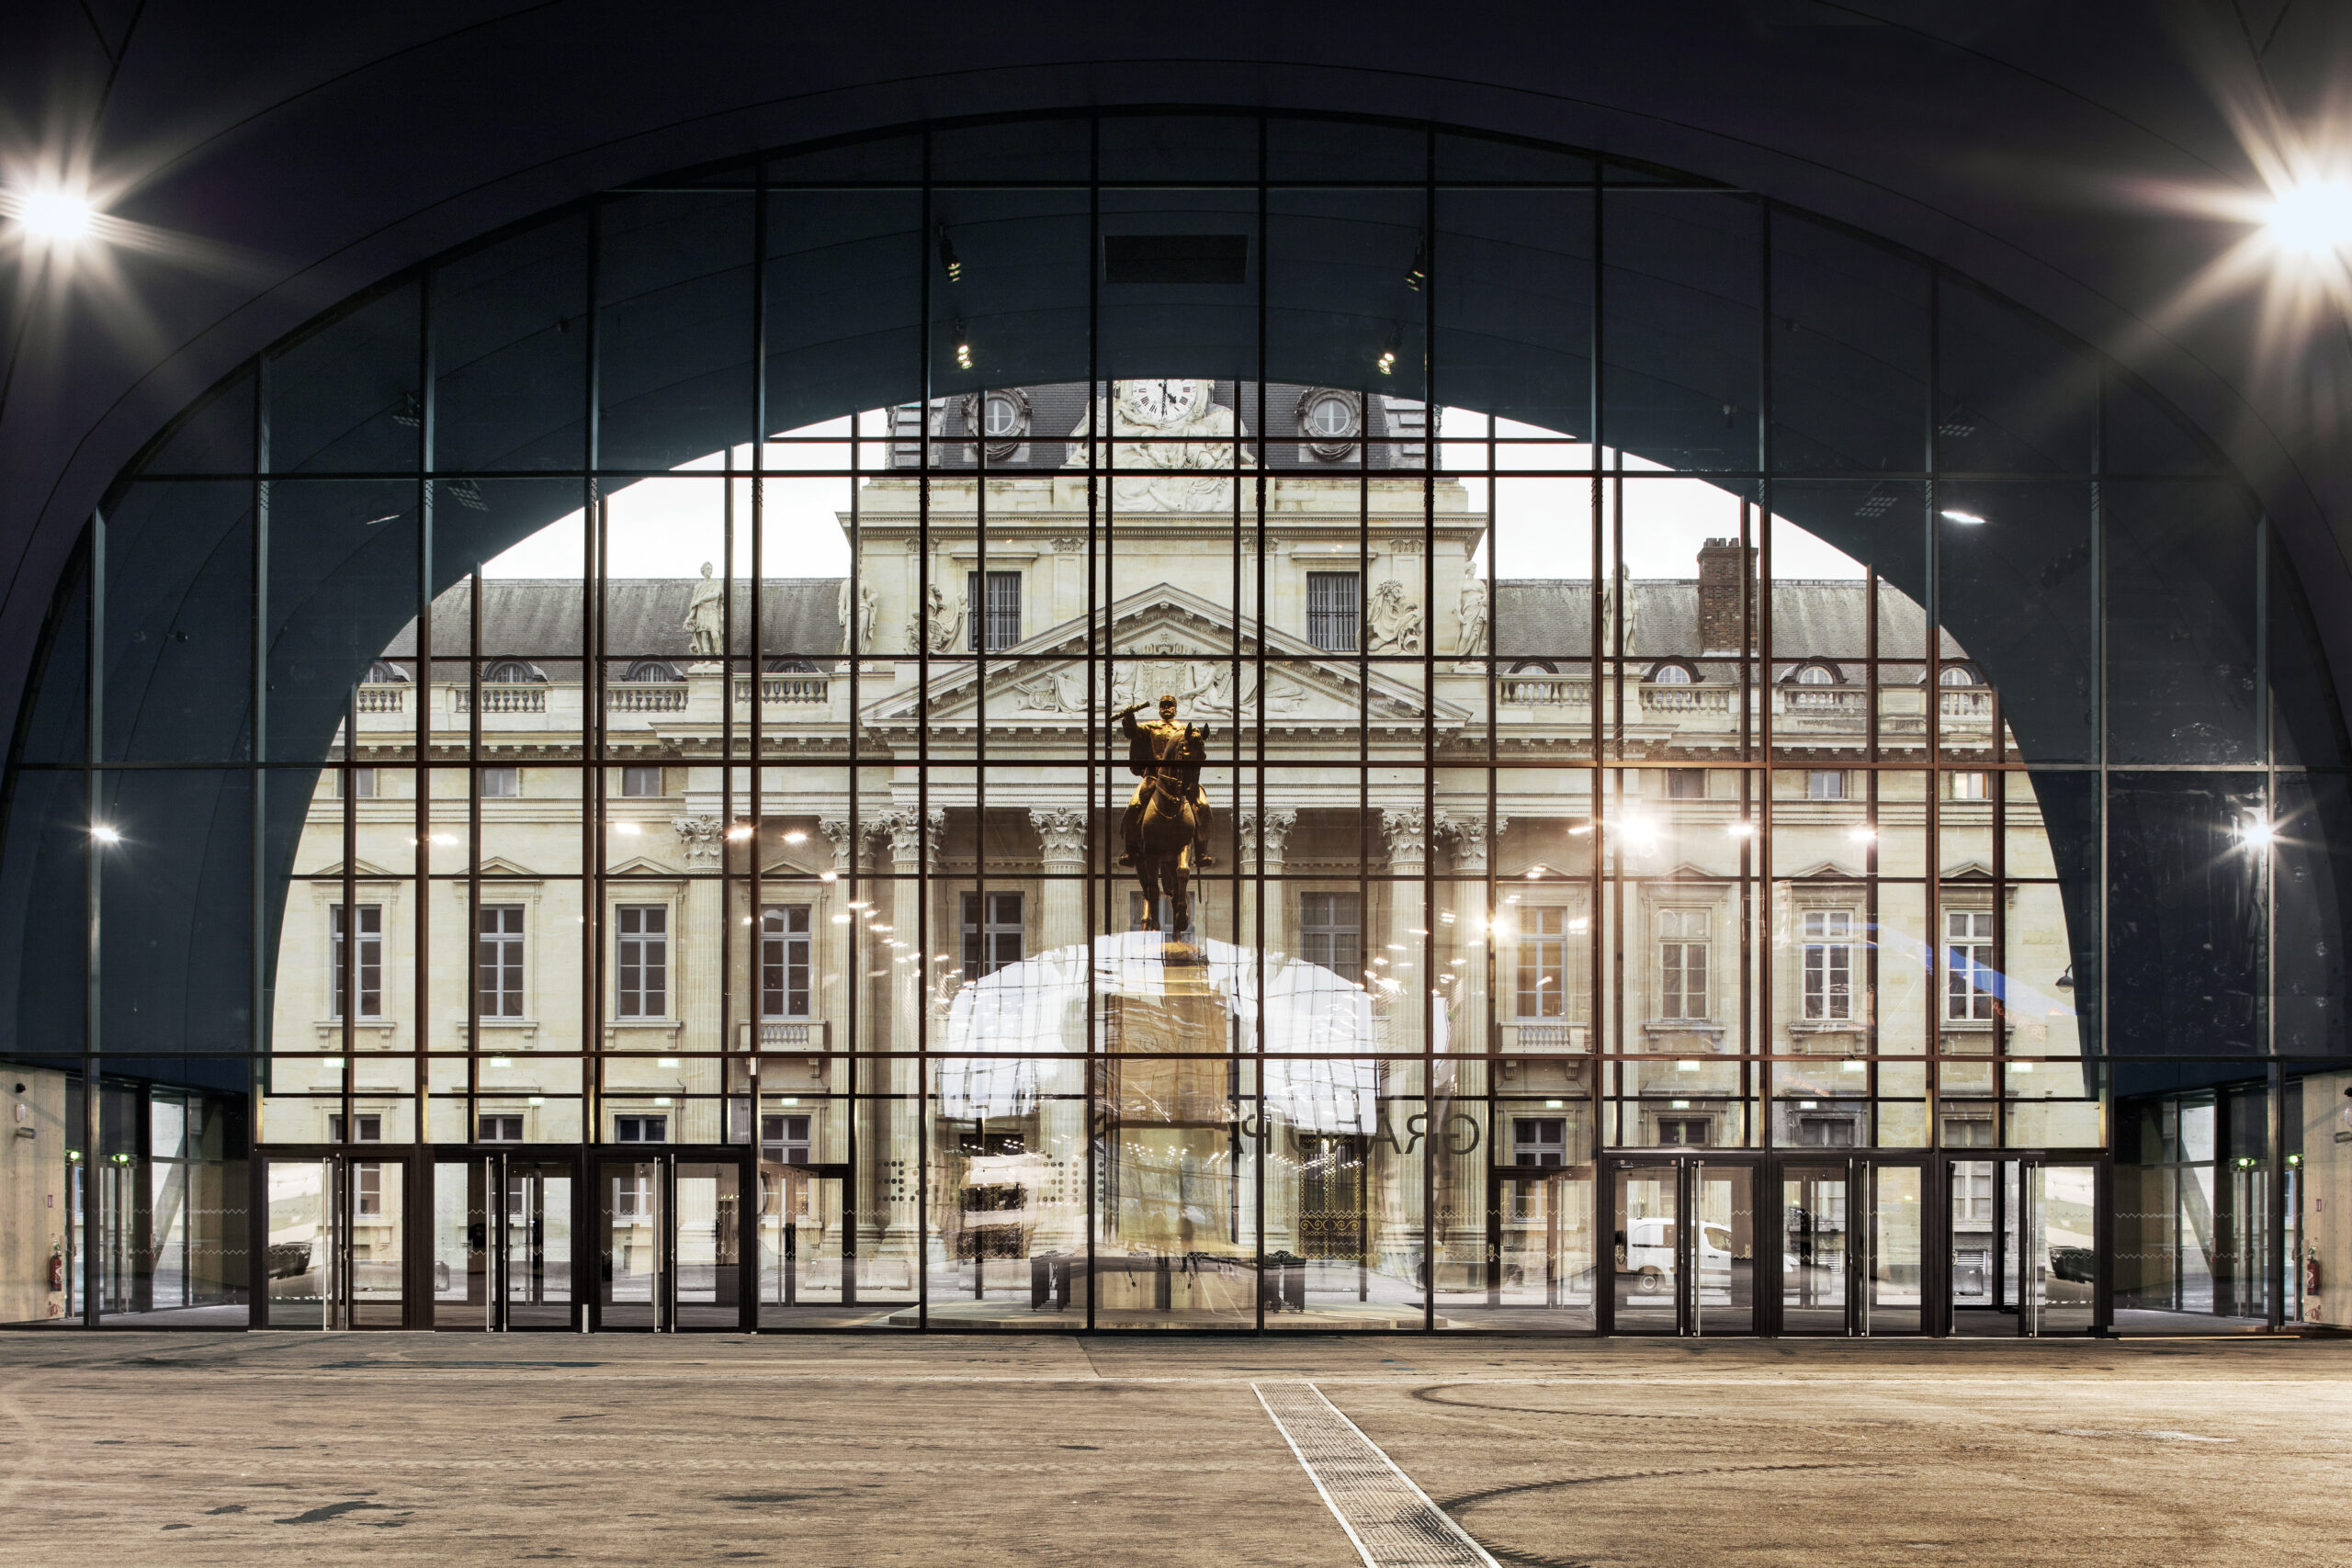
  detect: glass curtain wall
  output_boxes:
[2,110,2346,1334]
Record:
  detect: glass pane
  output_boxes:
[600,1159,663,1327]
[507,1161,575,1328]
[1867,1164,1923,1334]
[1693,1163,1753,1334]
[2030,1162,2097,1334]
[266,1159,330,1328]
[1781,1161,1849,1334]
[673,1162,741,1327]
[1611,1161,1679,1331]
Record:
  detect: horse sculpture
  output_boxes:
[1116,696,1213,944]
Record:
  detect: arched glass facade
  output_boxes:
[4,111,2346,1334]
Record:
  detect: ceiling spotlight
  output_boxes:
[953,320,973,372]
[2239,815,2277,850]
[89,823,121,844]
[1405,232,1430,292]
[1939,509,1986,525]
[782,829,808,843]
[937,224,964,284]
[726,823,754,840]
[1375,348,1397,376]
[16,186,94,244]
[1725,821,1756,838]
[2264,180,2352,258]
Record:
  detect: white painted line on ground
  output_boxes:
[1254,1380,1498,1568]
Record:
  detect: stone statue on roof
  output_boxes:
[684,561,724,657]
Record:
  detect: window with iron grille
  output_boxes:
[331,904,382,1020]
[1945,908,1997,1021]
[478,905,524,1018]
[1802,909,1854,1021]
[1298,891,1362,976]
[967,570,1022,651]
[961,892,1023,978]
[1657,908,1710,1021]
[1306,571,1360,652]
[615,905,668,1018]
[1512,1117,1566,1167]
[762,1113,812,1164]
[763,904,812,1016]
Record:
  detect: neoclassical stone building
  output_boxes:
[268,379,2069,1324]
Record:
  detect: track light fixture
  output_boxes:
[937,224,963,284]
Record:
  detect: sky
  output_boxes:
[481,410,1865,581]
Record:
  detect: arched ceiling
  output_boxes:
[5,0,2350,737]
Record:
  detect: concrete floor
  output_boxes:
[2,1332,2346,1566]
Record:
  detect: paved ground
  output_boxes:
[2,1332,2347,1566]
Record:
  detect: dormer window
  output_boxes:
[1938,664,1979,687]
[621,660,681,683]
[1792,663,1839,686]
[1647,662,1696,684]
[483,660,546,683]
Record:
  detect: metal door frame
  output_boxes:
[1597,1152,1765,1337]
[588,1145,753,1333]
[1938,1151,2108,1337]
[252,1148,424,1329]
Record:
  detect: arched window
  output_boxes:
[1939,664,1979,686]
[621,660,682,683]
[1794,663,1838,685]
[1647,662,1695,684]
[1508,660,1557,675]
[483,660,546,683]
[364,660,408,684]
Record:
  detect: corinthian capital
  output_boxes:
[1239,808,1297,864]
[820,817,857,872]
[1382,806,1428,861]
[1437,810,1489,873]
[1030,807,1089,864]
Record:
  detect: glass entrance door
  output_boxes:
[433,1155,577,1329]
[1609,1158,1755,1334]
[759,1164,854,1326]
[1781,1161,1852,1333]
[1947,1157,2098,1336]
[262,1155,406,1328]
[596,1153,746,1330]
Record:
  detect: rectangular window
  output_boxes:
[1657,1117,1711,1146]
[967,570,1022,652]
[1657,908,1710,1021]
[961,892,1023,978]
[1806,770,1849,801]
[1298,891,1363,977]
[1945,908,1996,1021]
[1512,1117,1566,1168]
[328,1113,383,1144]
[1306,571,1360,653]
[762,1113,812,1165]
[1666,768,1707,800]
[615,1114,667,1144]
[478,905,525,1019]
[763,905,813,1016]
[1515,905,1572,1019]
[330,904,383,1020]
[1946,771,1989,801]
[1801,909,1854,1021]
[1942,1113,1996,1149]
[354,1161,384,1216]
[620,766,663,798]
[478,1114,524,1143]
[615,905,669,1019]
[479,766,520,798]
[1798,1115,1857,1147]
[337,767,377,799]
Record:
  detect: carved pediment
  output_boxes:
[865,583,1469,731]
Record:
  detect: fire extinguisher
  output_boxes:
[2306,1250,2323,1298]
[47,1249,62,1292]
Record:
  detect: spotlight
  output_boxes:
[1375,348,1396,377]
[1405,232,1430,292]
[2240,815,2277,850]
[1725,820,1756,838]
[782,829,808,843]
[89,824,120,844]
[726,823,754,840]
[1939,509,1986,525]
[937,224,963,284]
[953,320,973,372]
[2264,180,2352,258]
[15,186,94,243]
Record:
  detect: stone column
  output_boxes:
[1377,807,1431,1279]
[1028,806,1090,1253]
[1241,809,1298,1257]
[1439,812,1492,1290]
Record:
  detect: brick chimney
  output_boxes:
[1696,538,1755,654]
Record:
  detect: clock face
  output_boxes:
[1123,378,1206,427]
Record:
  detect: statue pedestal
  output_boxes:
[1101,976,1229,1126]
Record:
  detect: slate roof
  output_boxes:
[379,579,846,674]
[1496,580,1970,678]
